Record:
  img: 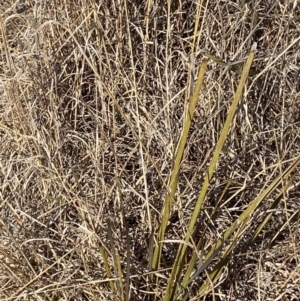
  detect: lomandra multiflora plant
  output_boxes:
[1,1,299,301]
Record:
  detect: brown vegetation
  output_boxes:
[0,1,299,300]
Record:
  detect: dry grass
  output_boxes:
[0,0,300,300]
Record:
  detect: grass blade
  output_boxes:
[99,246,119,301]
[249,176,294,245]
[163,45,256,301]
[197,154,300,296]
[151,58,208,272]
[108,220,124,301]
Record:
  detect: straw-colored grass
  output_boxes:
[1,1,299,300]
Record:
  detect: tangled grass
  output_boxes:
[0,1,299,300]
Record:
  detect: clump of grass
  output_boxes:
[0,1,300,301]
